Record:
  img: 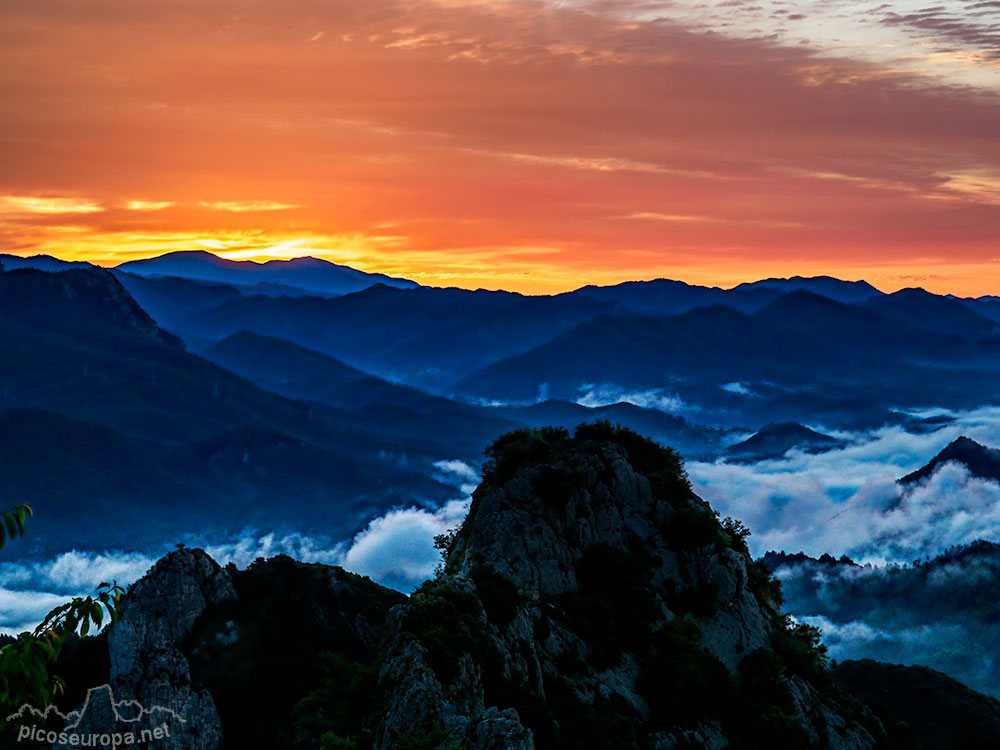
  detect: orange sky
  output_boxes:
[2,0,1000,296]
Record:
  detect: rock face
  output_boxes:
[54,550,406,750]
[58,549,236,750]
[53,424,1000,749]
[373,424,882,750]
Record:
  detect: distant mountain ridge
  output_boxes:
[766,540,1000,700]
[725,422,843,462]
[732,275,884,303]
[0,253,94,272]
[570,274,885,317]
[0,266,458,552]
[453,290,985,404]
[862,288,1000,340]
[9,256,1000,450]
[114,250,419,295]
[900,436,1000,485]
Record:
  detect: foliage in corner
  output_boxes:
[0,504,126,726]
[0,503,32,550]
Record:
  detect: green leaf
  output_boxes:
[3,512,16,540]
[22,503,32,519]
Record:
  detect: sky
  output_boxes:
[2,0,999,295]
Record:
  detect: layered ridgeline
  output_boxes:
[0,266,459,552]
[762,435,1000,700]
[28,426,1000,750]
[765,542,1000,702]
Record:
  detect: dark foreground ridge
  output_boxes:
[32,425,1000,750]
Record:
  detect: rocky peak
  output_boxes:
[900,435,1000,484]
[376,424,882,749]
[57,549,234,750]
[449,425,683,599]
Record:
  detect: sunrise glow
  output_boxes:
[2,0,999,295]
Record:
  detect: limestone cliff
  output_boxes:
[372,424,880,749]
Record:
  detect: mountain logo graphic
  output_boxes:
[6,684,185,746]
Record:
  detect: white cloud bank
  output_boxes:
[0,459,482,633]
[690,406,1000,563]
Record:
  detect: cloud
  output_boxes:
[802,615,1000,693]
[204,532,346,570]
[0,588,75,637]
[775,543,1000,697]
[123,200,175,211]
[0,458,483,633]
[0,551,159,636]
[720,381,753,396]
[432,458,481,495]
[0,534,350,634]
[690,406,1000,563]
[341,499,471,592]
[577,383,689,414]
[0,196,103,215]
[198,201,304,212]
[937,168,1000,206]
[880,7,1000,61]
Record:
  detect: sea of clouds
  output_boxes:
[0,459,478,634]
[6,407,1000,643]
[689,405,1000,563]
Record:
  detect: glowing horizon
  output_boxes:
[2,1,999,297]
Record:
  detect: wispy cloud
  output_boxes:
[0,195,104,215]
[123,200,175,211]
[198,201,304,212]
[937,168,1000,206]
[577,383,689,414]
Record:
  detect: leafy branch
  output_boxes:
[0,503,126,725]
[0,503,32,550]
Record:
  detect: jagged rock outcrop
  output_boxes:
[57,549,236,750]
[371,424,883,750]
[50,550,406,750]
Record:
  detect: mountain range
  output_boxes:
[7,252,1000,553]
[115,250,419,296]
[5,253,1000,747]
[0,267,458,553]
